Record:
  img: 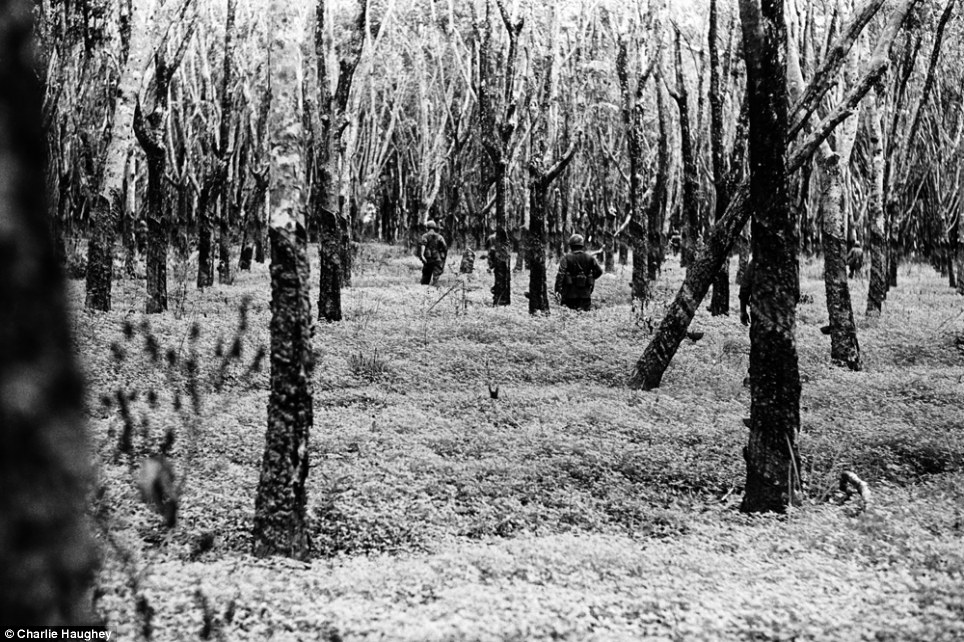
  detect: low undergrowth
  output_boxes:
[72,247,964,640]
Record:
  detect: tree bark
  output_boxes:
[708,0,730,316]
[819,151,861,370]
[617,38,650,303]
[866,88,887,315]
[647,85,670,280]
[739,0,801,514]
[253,0,314,560]
[671,27,701,270]
[0,0,97,621]
[217,0,237,285]
[84,0,157,310]
[314,0,363,321]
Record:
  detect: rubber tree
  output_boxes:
[786,0,861,369]
[616,26,659,303]
[84,0,159,311]
[630,0,920,390]
[708,0,732,316]
[480,0,523,306]
[738,0,801,514]
[253,0,315,560]
[217,0,238,285]
[313,0,365,322]
[668,26,701,270]
[133,22,195,314]
[0,0,97,622]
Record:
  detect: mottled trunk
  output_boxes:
[708,0,730,316]
[0,1,97,621]
[217,0,237,286]
[84,0,156,311]
[648,86,670,281]
[617,38,650,302]
[315,0,362,318]
[253,0,314,560]
[819,151,860,370]
[674,28,700,270]
[739,0,801,514]
[866,89,887,315]
[527,183,549,314]
[197,184,215,288]
[144,148,167,313]
[317,211,343,322]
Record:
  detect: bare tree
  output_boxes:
[253,0,314,559]
[0,0,97,621]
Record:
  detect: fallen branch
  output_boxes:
[839,470,872,509]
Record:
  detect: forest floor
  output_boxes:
[69,244,964,641]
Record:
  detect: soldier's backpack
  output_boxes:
[423,232,446,262]
[564,262,592,298]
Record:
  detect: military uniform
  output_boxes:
[419,222,447,285]
[554,235,603,311]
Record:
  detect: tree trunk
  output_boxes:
[314,0,363,320]
[673,27,700,270]
[708,0,730,316]
[647,85,670,281]
[197,183,216,288]
[137,114,168,314]
[866,88,887,315]
[217,0,238,285]
[527,183,549,314]
[819,151,861,370]
[0,1,97,620]
[85,0,157,310]
[134,53,174,315]
[617,37,650,302]
[253,0,314,560]
[739,0,802,514]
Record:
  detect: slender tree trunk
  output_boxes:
[739,0,801,514]
[673,27,700,270]
[85,0,157,310]
[197,182,216,288]
[866,88,887,315]
[617,38,650,302]
[0,1,97,620]
[647,85,670,280]
[217,0,237,285]
[253,0,314,560]
[134,54,173,314]
[315,0,363,320]
[819,151,861,369]
[136,114,168,313]
[527,181,549,314]
[708,0,730,316]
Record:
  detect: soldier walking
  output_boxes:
[419,220,448,285]
[554,234,603,311]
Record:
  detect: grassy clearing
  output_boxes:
[71,246,964,640]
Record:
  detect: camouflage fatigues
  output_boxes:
[554,250,603,311]
[420,230,447,285]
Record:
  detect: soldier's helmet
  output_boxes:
[426,220,438,229]
[568,234,585,249]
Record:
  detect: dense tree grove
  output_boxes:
[29,0,964,565]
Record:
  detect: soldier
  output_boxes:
[554,234,603,311]
[847,241,864,278]
[418,220,447,285]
